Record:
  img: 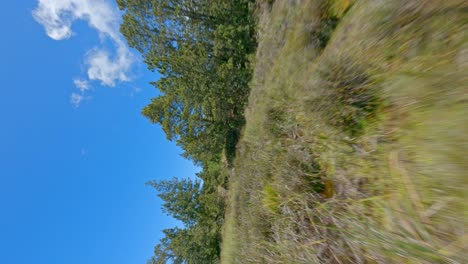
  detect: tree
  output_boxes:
[146,177,223,263]
[118,0,255,165]
[147,177,202,226]
[118,0,256,262]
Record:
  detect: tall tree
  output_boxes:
[118,0,256,262]
[147,177,202,226]
[118,0,255,164]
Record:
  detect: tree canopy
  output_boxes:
[119,0,255,165]
[118,0,256,262]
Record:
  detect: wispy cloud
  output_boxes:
[70,92,85,108]
[33,0,135,92]
[73,78,90,92]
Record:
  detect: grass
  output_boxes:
[221,0,467,263]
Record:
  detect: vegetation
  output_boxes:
[118,0,256,165]
[117,0,255,263]
[222,0,467,263]
[120,0,467,263]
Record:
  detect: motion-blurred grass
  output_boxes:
[221,0,467,263]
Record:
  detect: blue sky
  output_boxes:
[0,1,198,263]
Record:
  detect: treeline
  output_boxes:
[117,0,256,263]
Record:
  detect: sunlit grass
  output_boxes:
[221,0,467,263]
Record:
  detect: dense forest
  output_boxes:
[119,0,467,263]
[117,0,256,263]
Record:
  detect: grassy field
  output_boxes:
[221,0,467,263]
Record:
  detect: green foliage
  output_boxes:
[146,177,224,263]
[119,0,255,165]
[146,178,202,226]
[118,0,256,263]
[122,0,466,263]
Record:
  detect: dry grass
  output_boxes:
[222,0,467,263]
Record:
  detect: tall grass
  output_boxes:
[222,0,467,263]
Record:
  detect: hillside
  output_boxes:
[221,0,467,263]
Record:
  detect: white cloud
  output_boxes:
[86,45,132,86]
[73,78,90,91]
[129,86,143,98]
[70,92,85,108]
[33,0,135,88]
